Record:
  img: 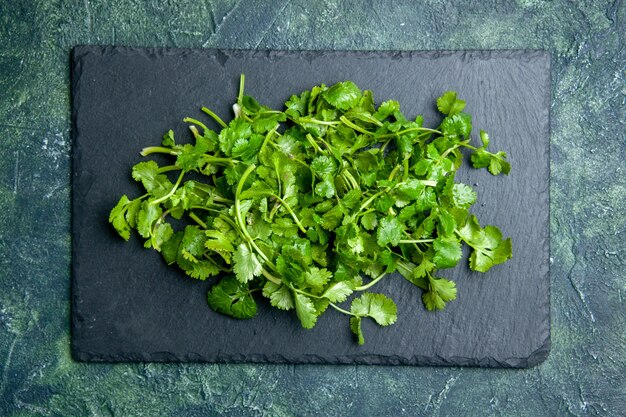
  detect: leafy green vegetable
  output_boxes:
[110,76,512,344]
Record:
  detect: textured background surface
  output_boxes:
[0,0,624,415]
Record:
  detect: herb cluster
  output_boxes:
[110,75,512,344]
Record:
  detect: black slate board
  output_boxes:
[71,46,550,367]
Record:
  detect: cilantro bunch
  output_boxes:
[109,75,512,344]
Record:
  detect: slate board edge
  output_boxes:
[70,46,551,368]
[72,44,551,65]
[72,345,550,368]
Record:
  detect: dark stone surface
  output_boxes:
[72,46,550,367]
[0,1,624,416]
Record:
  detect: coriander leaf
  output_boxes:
[310,155,337,176]
[262,281,295,310]
[132,161,172,197]
[207,276,257,319]
[436,91,466,116]
[305,267,333,293]
[350,293,397,326]
[109,195,132,240]
[376,216,404,247]
[439,112,472,138]
[373,100,400,121]
[137,201,162,239]
[458,215,513,272]
[361,212,378,231]
[323,81,362,111]
[161,231,182,265]
[294,292,318,329]
[232,243,263,283]
[152,222,173,251]
[271,217,299,237]
[162,129,176,147]
[488,152,511,176]
[350,316,365,345]
[322,281,353,303]
[452,183,477,209]
[422,276,457,311]
[181,225,207,257]
[231,133,264,163]
[186,259,221,280]
[437,208,457,236]
[315,179,336,198]
[433,236,462,269]
[285,90,311,118]
[219,117,251,155]
[470,130,511,176]
[204,230,236,258]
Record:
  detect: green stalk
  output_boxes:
[339,116,373,136]
[235,164,276,271]
[237,73,245,106]
[402,158,410,182]
[261,268,282,285]
[298,117,339,126]
[354,272,387,291]
[269,194,307,233]
[378,127,441,139]
[329,303,356,316]
[398,239,434,244]
[189,212,208,229]
[201,107,228,128]
[388,164,402,181]
[183,117,208,131]
[259,126,279,155]
[305,133,325,154]
[156,165,181,174]
[140,146,178,157]
[151,171,185,205]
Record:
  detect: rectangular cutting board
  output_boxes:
[71,46,550,367]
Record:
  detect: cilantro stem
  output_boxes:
[190,207,246,240]
[305,133,325,154]
[398,239,434,244]
[237,73,245,106]
[388,164,402,181]
[235,164,276,271]
[157,165,181,174]
[342,170,360,190]
[201,155,241,165]
[191,183,234,204]
[183,117,208,132]
[269,194,307,233]
[396,261,413,277]
[189,212,208,229]
[201,107,228,128]
[298,117,338,126]
[261,268,282,285]
[379,138,392,154]
[259,126,278,156]
[339,116,372,136]
[354,272,386,291]
[140,146,178,157]
[151,171,185,205]
[329,303,355,316]
[402,158,409,182]
[459,142,478,151]
[378,127,441,139]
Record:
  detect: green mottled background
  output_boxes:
[1,0,624,415]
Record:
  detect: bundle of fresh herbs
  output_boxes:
[109,75,512,344]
